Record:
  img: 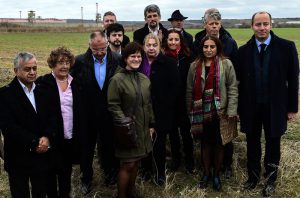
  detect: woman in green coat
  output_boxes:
[107,42,155,198]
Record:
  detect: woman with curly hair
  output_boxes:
[36,47,86,197]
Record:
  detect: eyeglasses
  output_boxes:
[91,46,108,53]
[167,27,182,32]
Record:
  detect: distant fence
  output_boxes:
[0,22,104,33]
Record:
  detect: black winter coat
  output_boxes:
[236,31,299,137]
[0,77,55,174]
[70,48,121,128]
[133,23,168,45]
[36,74,86,165]
[147,53,181,131]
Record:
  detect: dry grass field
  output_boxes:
[0,28,300,197]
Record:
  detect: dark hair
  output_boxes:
[47,46,75,68]
[122,42,144,67]
[106,23,124,37]
[195,35,224,65]
[163,28,190,56]
[251,11,272,25]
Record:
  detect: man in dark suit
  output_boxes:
[133,4,168,45]
[168,9,193,51]
[71,31,121,194]
[102,11,130,48]
[237,11,299,197]
[0,52,53,198]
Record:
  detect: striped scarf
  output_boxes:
[189,56,223,138]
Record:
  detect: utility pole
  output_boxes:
[81,6,83,25]
[96,2,101,26]
[19,11,22,19]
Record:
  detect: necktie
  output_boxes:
[259,43,267,67]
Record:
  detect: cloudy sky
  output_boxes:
[1,0,299,21]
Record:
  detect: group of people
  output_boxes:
[0,4,298,198]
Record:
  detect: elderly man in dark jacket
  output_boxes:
[133,4,168,45]
[71,30,121,194]
[193,8,238,178]
[237,11,299,197]
[0,52,54,198]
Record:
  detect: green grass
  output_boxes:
[0,28,300,197]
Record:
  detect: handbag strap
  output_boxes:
[132,72,142,118]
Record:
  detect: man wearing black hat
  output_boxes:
[168,10,193,50]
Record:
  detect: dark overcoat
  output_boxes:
[36,74,86,165]
[70,48,121,132]
[148,53,181,131]
[0,77,55,174]
[133,23,168,45]
[236,31,299,137]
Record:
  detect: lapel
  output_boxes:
[11,77,37,117]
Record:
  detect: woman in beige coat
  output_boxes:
[186,36,238,191]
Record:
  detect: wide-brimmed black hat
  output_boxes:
[168,10,188,21]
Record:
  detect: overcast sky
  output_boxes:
[1,0,299,21]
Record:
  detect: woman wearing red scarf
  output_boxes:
[186,36,238,191]
[163,28,195,173]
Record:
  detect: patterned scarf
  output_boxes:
[189,56,223,138]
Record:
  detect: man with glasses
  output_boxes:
[168,9,193,51]
[102,11,130,48]
[0,52,54,198]
[193,8,238,179]
[71,31,121,194]
[133,4,168,45]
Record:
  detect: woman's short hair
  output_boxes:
[143,33,160,47]
[122,42,144,67]
[47,46,75,69]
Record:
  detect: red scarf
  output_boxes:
[165,47,180,59]
[190,56,221,138]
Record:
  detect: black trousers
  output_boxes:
[8,171,47,198]
[223,141,233,168]
[152,130,171,178]
[80,119,119,184]
[246,104,281,183]
[169,116,194,167]
[97,121,119,181]
[47,139,75,198]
